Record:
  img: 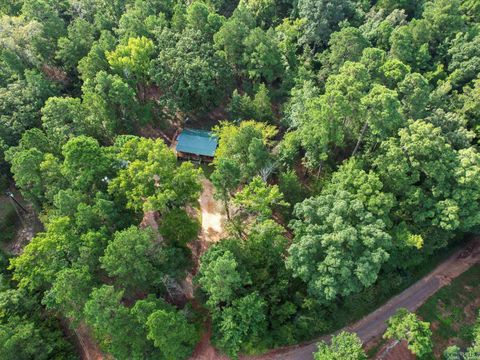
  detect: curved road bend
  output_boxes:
[242,237,480,360]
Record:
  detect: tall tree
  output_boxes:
[106,36,155,102]
[288,160,393,302]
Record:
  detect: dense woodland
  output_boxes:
[0,0,479,359]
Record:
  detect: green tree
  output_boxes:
[0,71,57,143]
[106,36,155,102]
[447,30,480,88]
[352,84,404,156]
[314,332,366,360]
[83,285,154,359]
[461,0,480,23]
[152,28,232,113]
[213,120,277,181]
[380,58,411,89]
[443,345,461,360]
[390,20,431,72]
[0,15,49,68]
[297,0,355,48]
[464,322,480,360]
[41,97,88,146]
[252,83,274,121]
[425,109,474,150]
[376,0,419,16]
[288,160,393,301]
[5,147,45,206]
[56,18,96,70]
[242,27,284,84]
[241,0,277,27]
[82,70,140,138]
[108,137,201,212]
[115,1,168,41]
[374,120,480,260]
[422,0,465,46]
[159,209,200,247]
[213,5,255,70]
[228,84,273,122]
[233,176,287,220]
[211,158,241,219]
[292,61,370,168]
[146,308,199,359]
[228,89,256,121]
[10,217,79,291]
[197,248,244,307]
[186,0,224,38]
[42,265,94,325]
[461,76,480,139]
[320,27,370,74]
[78,30,116,82]
[397,72,430,120]
[384,308,433,357]
[359,48,387,82]
[214,292,267,359]
[61,136,113,194]
[21,0,66,60]
[100,226,168,291]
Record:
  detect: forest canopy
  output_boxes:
[0,0,479,359]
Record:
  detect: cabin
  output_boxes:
[174,128,218,162]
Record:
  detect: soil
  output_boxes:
[198,177,225,244]
[0,188,42,255]
[187,177,228,360]
[73,322,105,360]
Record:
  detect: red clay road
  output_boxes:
[242,237,480,360]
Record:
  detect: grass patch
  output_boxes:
[417,264,480,355]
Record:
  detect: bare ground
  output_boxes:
[198,177,225,244]
[188,177,228,360]
[0,188,42,255]
[72,322,105,360]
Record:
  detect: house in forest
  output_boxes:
[173,128,218,162]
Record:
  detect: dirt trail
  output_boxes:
[199,177,225,244]
[244,237,480,360]
[72,323,104,360]
[189,177,228,360]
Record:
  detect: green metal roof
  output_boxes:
[175,128,218,157]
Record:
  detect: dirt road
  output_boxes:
[244,237,480,360]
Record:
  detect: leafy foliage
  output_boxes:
[384,308,433,357]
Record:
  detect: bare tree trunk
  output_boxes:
[224,199,231,221]
[352,121,369,157]
[316,160,323,178]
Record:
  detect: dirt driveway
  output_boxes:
[244,237,480,360]
[199,177,225,244]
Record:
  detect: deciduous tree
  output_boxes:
[384,308,433,357]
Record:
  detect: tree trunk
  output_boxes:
[352,121,369,157]
[316,160,323,178]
